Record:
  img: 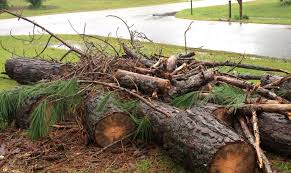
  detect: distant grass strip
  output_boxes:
[176,0,291,25]
[0,0,187,19]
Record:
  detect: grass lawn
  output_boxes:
[0,0,186,19]
[0,34,291,172]
[176,0,291,25]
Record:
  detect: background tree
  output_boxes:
[0,0,8,9]
[26,0,43,8]
[237,0,243,19]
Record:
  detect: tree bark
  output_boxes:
[138,101,256,173]
[261,75,291,101]
[115,69,172,95]
[170,71,214,96]
[5,57,68,84]
[85,94,135,147]
[190,103,233,127]
[258,112,291,156]
[237,0,243,19]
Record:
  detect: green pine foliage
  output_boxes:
[171,91,202,109]
[0,80,81,139]
[95,92,112,116]
[171,84,247,110]
[113,97,152,142]
[209,84,247,110]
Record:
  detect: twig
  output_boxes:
[198,60,290,74]
[107,15,135,48]
[184,21,194,54]
[252,110,263,168]
[238,115,273,173]
[77,80,171,117]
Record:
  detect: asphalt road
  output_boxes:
[1,0,291,58]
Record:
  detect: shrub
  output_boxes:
[0,0,8,9]
[280,0,291,6]
[26,0,43,8]
[234,14,249,20]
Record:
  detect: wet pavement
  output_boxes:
[0,0,291,58]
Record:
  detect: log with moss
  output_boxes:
[5,57,69,84]
[138,101,256,173]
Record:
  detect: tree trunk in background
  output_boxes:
[139,101,256,173]
[237,0,243,19]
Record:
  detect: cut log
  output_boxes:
[258,112,291,156]
[115,69,172,95]
[170,70,214,96]
[166,55,177,72]
[5,57,68,84]
[85,94,135,147]
[261,75,291,101]
[138,101,256,173]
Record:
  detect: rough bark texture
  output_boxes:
[5,57,68,84]
[139,101,256,173]
[85,94,135,147]
[115,69,172,94]
[171,71,214,96]
[258,112,291,156]
[190,103,233,127]
[261,75,291,101]
[13,96,42,128]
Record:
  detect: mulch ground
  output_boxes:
[0,121,167,173]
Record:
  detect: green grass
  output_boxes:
[0,0,186,19]
[176,0,291,25]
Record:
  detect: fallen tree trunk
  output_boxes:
[85,94,135,147]
[138,101,256,173]
[5,57,68,84]
[258,112,291,156]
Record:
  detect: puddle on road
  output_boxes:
[49,43,83,51]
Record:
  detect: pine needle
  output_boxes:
[0,79,81,139]
[95,92,112,116]
[208,84,246,110]
[171,91,201,109]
